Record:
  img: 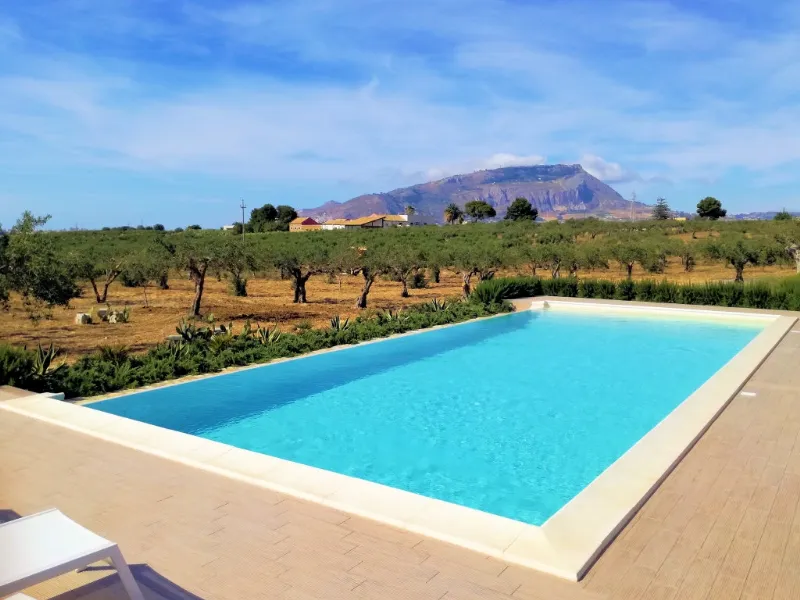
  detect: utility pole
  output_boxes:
[630,191,637,222]
[240,199,246,243]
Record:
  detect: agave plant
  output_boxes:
[255,323,282,345]
[209,334,233,353]
[107,361,134,391]
[98,345,130,366]
[176,319,213,343]
[425,298,448,312]
[239,319,253,339]
[329,315,350,331]
[165,340,189,361]
[31,343,66,379]
[382,309,406,323]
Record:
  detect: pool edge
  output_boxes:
[2,300,793,582]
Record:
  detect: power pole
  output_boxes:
[630,191,637,222]
[240,199,246,243]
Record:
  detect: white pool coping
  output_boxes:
[1,299,794,581]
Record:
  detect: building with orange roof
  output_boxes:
[319,213,435,230]
[289,217,322,232]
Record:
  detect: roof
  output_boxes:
[346,214,385,226]
[382,215,408,222]
[290,217,319,225]
[323,218,350,225]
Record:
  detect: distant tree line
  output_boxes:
[4,195,800,320]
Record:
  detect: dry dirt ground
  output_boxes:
[0,261,794,358]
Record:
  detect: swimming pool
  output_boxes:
[93,304,766,526]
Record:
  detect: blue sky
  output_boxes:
[1,0,799,228]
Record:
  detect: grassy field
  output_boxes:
[1,259,795,359]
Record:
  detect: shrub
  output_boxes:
[410,271,428,289]
[3,299,509,399]
[651,281,680,303]
[230,276,248,297]
[635,280,657,302]
[578,279,616,299]
[677,285,702,306]
[742,283,773,309]
[542,277,578,297]
[120,270,146,288]
[596,280,616,299]
[471,279,511,305]
[615,279,636,301]
[0,345,35,388]
[294,319,313,332]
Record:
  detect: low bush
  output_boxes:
[578,279,615,299]
[0,299,510,399]
[472,275,800,312]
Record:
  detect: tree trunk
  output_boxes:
[101,269,121,303]
[788,245,800,273]
[100,281,112,303]
[158,272,169,290]
[189,266,207,316]
[461,272,473,298]
[355,269,375,308]
[734,264,745,283]
[551,264,561,279]
[626,263,634,279]
[89,278,103,303]
[400,279,409,298]
[431,267,440,283]
[292,270,311,303]
[530,265,537,276]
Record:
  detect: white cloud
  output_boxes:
[482,153,546,169]
[580,154,639,183]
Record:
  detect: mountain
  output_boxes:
[301,164,651,222]
[732,211,800,220]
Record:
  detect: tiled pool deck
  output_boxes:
[3,299,800,599]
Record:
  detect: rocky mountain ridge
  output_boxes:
[301,164,651,222]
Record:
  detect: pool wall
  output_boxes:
[1,299,795,581]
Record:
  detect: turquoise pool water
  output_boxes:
[93,309,763,525]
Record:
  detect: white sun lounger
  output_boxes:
[0,508,145,600]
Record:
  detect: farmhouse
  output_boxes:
[312,213,436,231]
[288,217,322,232]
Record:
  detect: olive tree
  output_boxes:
[607,240,647,279]
[220,239,255,297]
[519,242,546,276]
[565,242,608,277]
[339,239,393,309]
[272,236,330,303]
[449,239,504,297]
[704,235,779,282]
[71,243,127,303]
[5,212,81,313]
[387,241,427,298]
[537,243,573,279]
[161,233,225,315]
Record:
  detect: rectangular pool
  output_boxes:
[92,305,766,526]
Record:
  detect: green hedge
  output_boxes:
[472,276,800,311]
[0,299,510,399]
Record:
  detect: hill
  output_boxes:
[301,164,651,222]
